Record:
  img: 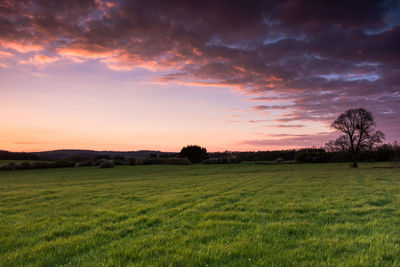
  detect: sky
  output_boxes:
[0,0,399,152]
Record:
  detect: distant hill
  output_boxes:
[0,149,175,161]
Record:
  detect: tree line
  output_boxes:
[1,108,397,168]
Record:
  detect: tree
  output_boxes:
[179,145,209,164]
[326,108,384,168]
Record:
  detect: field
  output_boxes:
[1,163,399,266]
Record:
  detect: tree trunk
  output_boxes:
[352,160,358,168]
[351,152,358,168]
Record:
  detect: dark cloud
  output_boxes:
[1,0,399,141]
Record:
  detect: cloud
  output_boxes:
[1,0,399,142]
[253,105,294,111]
[239,132,337,148]
[248,120,270,123]
[276,124,305,128]
[21,55,59,65]
[0,40,43,53]
[0,51,13,57]
[58,45,116,60]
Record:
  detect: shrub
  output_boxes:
[202,156,241,164]
[0,160,75,171]
[179,145,208,163]
[15,162,32,169]
[294,151,329,163]
[113,160,126,166]
[99,160,115,168]
[0,163,16,171]
[141,157,191,165]
[31,161,53,168]
[375,144,394,162]
[68,155,93,162]
[75,160,94,167]
[127,158,136,165]
[202,158,221,164]
[53,160,75,168]
[95,155,111,160]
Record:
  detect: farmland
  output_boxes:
[0,163,399,266]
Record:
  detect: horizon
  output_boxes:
[1,0,399,152]
[1,146,325,154]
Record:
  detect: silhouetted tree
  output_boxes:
[326,108,384,168]
[179,145,208,163]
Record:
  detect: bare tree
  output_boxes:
[326,108,385,168]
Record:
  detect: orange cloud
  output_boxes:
[20,55,59,65]
[173,80,233,89]
[232,65,246,72]
[101,53,168,71]
[95,0,116,11]
[192,48,202,56]
[57,44,116,61]
[0,51,14,57]
[0,40,43,53]
[34,55,58,64]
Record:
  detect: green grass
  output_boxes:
[0,162,399,266]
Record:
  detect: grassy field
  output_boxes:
[0,163,399,266]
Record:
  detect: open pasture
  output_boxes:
[0,163,399,266]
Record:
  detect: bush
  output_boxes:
[30,160,75,168]
[141,157,191,165]
[53,160,75,168]
[0,160,76,171]
[294,151,329,163]
[99,160,115,168]
[15,162,32,169]
[202,156,241,164]
[127,158,136,165]
[0,163,16,171]
[113,160,126,166]
[31,161,54,168]
[68,155,93,162]
[75,160,94,167]
[179,145,208,164]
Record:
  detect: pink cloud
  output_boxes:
[0,51,14,57]
[0,40,43,53]
[20,55,59,65]
[275,124,305,128]
[238,132,337,148]
[248,120,269,123]
[57,45,116,60]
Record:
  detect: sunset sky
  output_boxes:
[1,0,399,152]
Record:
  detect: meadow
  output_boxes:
[0,162,399,266]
